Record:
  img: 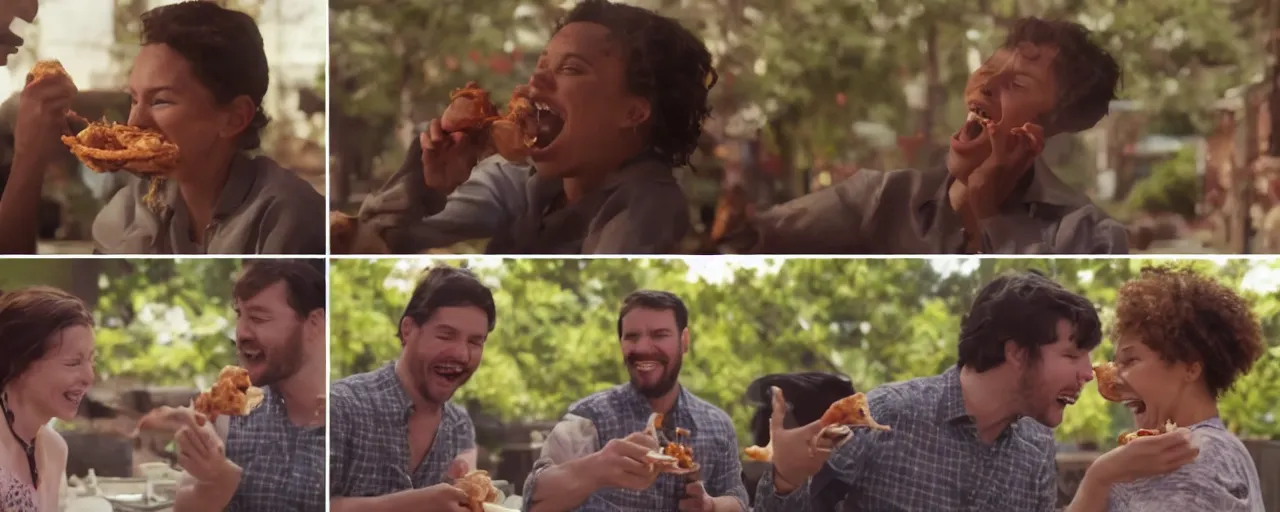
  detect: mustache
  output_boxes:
[626,354,669,365]
[235,338,264,351]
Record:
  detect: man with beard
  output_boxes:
[522,290,749,512]
[0,0,79,254]
[716,18,1126,255]
[329,265,494,511]
[755,270,1100,512]
[152,259,327,512]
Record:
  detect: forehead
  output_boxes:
[621,307,677,330]
[1043,319,1079,349]
[237,281,291,310]
[42,325,95,357]
[130,44,198,90]
[546,22,619,59]
[423,305,489,331]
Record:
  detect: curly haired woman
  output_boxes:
[1067,266,1265,512]
[0,288,95,512]
[350,0,717,254]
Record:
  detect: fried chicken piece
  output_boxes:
[27,60,69,85]
[743,442,773,462]
[813,393,890,451]
[454,470,501,512]
[60,117,180,175]
[1093,362,1124,402]
[1118,420,1177,446]
[193,366,265,421]
[439,82,538,162]
[640,412,698,474]
[441,82,500,132]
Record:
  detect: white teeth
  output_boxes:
[435,364,463,373]
[1057,395,1077,405]
[967,111,980,122]
[634,362,659,371]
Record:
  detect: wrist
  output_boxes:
[1082,458,1115,488]
[568,454,605,493]
[211,460,242,486]
[771,467,799,494]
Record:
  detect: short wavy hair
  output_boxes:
[556,0,717,169]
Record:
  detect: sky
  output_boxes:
[377,256,1280,294]
[2,0,326,130]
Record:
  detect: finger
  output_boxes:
[796,418,827,438]
[677,496,699,511]
[447,458,470,480]
[685,481,706,497]
[986,120,1008,157]
[419,131,431,152]
[427,119,445,145]
[624,432,659,450]
[1022,123,1045,151]
[617,439,658,459]
[769,386,787,430]
[177,429,208,460]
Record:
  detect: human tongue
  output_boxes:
[534,109,563,148]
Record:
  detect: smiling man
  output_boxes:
[756,271,1101,512]
[159,259,328,512]
[329,265,495,511]
[718,17,1126,255]
[522,290,749,512]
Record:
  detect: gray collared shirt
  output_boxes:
[223,386,326,512]
[329,363,476,496]
[358,141,690,254]
[92,154,325,254]
[1107,417,1263,512]
[522,384,748,512]
[755,366,1058,512]
[724,159,1128,254]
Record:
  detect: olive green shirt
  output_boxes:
[92,154,325,255]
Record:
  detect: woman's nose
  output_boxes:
[126,105,153,128]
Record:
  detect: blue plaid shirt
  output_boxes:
[224,386,326,512]
[329,363,476,496]
[756,366,1058,512]
[523,384,749,512]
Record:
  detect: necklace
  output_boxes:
[0,394,37,489]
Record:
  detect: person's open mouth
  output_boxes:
[1124,398,1149,425]
[63,389,86,408]
[529,101,565,155]
[238,346,265,364]
[630,359,665,378]
[432,362,467,384]
[1056,390,1080,408]
[951,103,997,151]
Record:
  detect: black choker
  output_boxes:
[0,394,37,489]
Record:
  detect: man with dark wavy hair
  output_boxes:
[758,270,1101,512]
[720,18,1128,255]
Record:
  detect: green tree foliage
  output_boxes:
[330,258,1280,449]
[1126,146,1200,219]
[0,259,245,385]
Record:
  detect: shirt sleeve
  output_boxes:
[327,384,355,497]
[358,140,517,252]
[703,417,749,511]
[454,405,477,453]
[1032,445,1058,512]
[520,413,600,512]
[754,387,896,512]
[728,169,893,254]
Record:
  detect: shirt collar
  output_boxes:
[935,365,970,423]
[156,153,259,220]
[921,157,1089,213]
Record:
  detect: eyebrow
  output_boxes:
[538,51,595,65]
[126,86,178,96]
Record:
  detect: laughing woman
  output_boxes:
[0,288,95,512]
[86,1,326,254]
[2,2,323,255]
[348,0,715,254]
[1067,266,1265,512]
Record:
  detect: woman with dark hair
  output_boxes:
[1067,266,1265,512]
[347,0,716,254]
[87,0,326,255]
[0,287,95,512]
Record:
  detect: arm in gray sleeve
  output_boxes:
[358,139,525,252]
[521,414,600,512]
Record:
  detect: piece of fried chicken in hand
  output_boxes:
[192,366,265,421]
[454,470,502,512]
[61,117,180,174]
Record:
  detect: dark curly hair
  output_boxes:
[141,1,271,150]
[0,287,94,391]
[957,270,1102,372]
[557,0,717,169]
[1113,266,1264,398]
[1002,17,1121,133]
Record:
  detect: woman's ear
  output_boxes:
[621,97,651,129]
[220,95,257,140]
